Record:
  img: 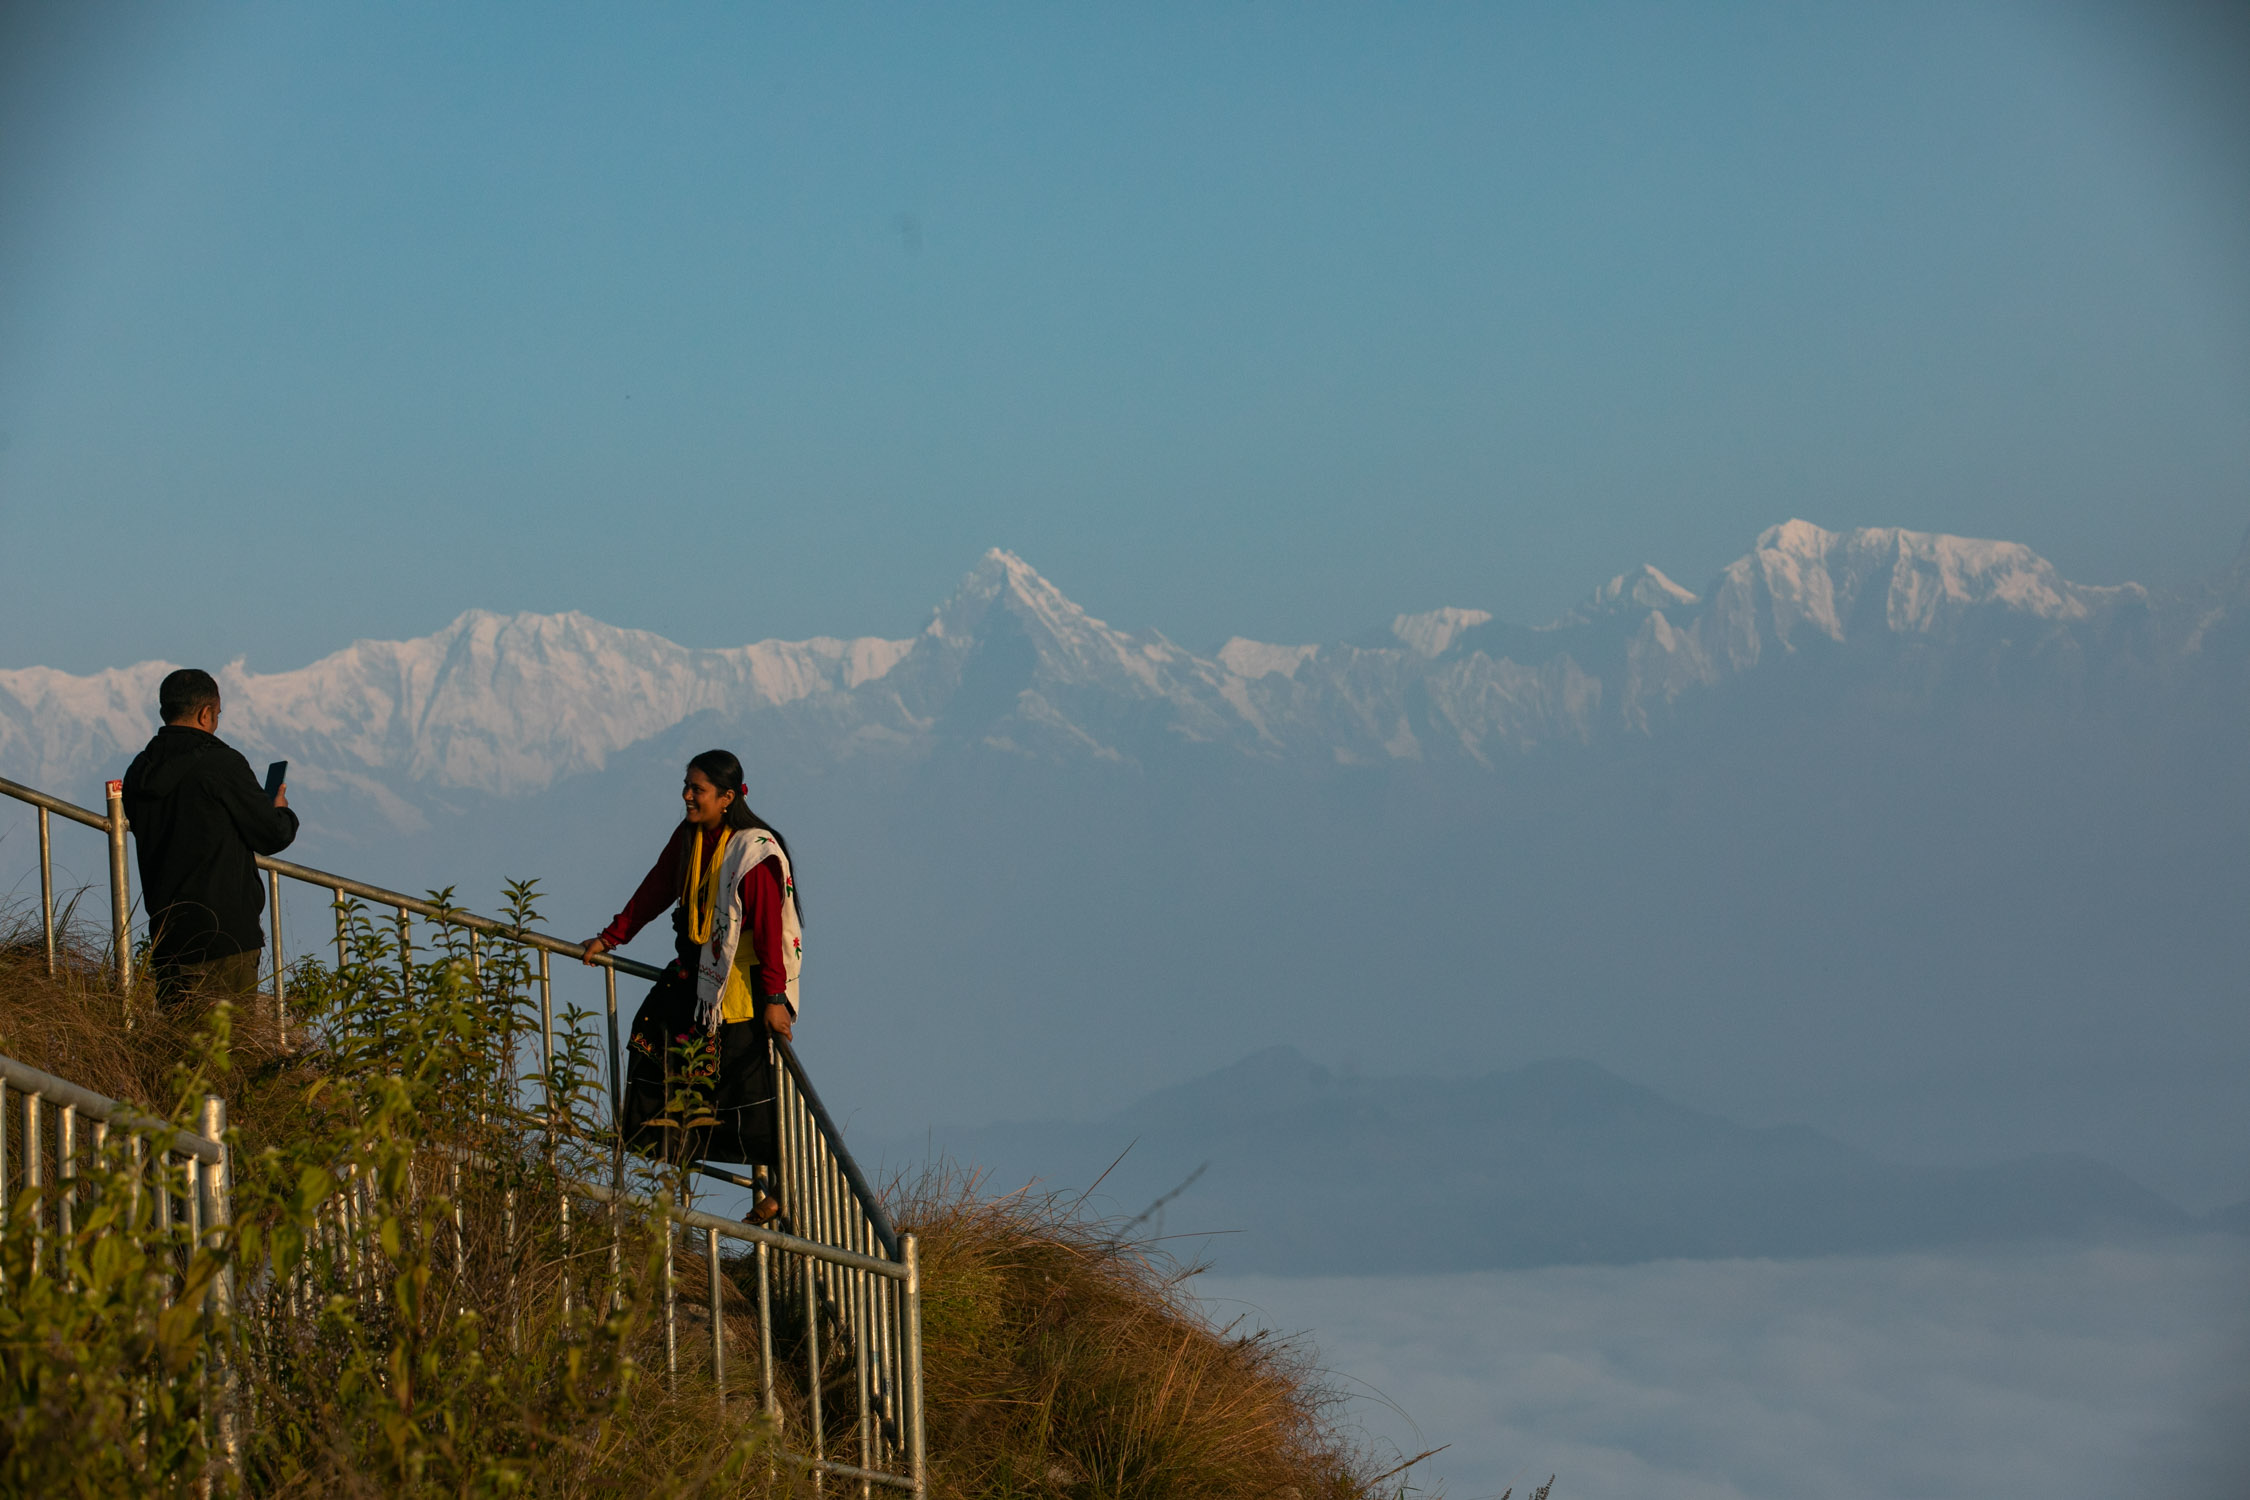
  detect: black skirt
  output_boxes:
[620,919,779,1168]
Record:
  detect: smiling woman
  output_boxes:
[581,748,803,1222]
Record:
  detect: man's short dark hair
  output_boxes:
[159,668,221,724]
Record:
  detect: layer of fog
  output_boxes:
[1199,1238,2250,1500]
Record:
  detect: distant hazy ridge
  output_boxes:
[887,1046,2219,1274]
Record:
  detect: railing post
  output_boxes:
[395,906,412,997]
[504,1182,520,1354]
[663,1216,678,1384]
[706,1225,725,1409]
[197,1096,232,1308]
[604,962,621,1131]
[805,1252,825,1476]
[606,961,625,1310]
[37,807,55,977]
[198,1094,239,1476]
[104,780,131,993]
[903,1233,925,1499]
[332,886,347,971]
[57,1105,75,1283]
[268,867,286,1042]
[24,1093,42,1275]
[756,1237,776,1419]
[559,1191,574,1320]
[856,1271,872,1490]
[537,947,554,1128]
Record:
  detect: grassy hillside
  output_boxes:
[0,902,1428,1498]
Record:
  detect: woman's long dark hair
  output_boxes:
[687,748,802,922]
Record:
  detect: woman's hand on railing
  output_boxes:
[580,937,609,966]
[763,1001,794,1041]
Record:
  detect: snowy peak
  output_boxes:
[1723,520,2139,649]
[1392,607,1494,657]
[906,550,1227,752]
[1555,565,1702,627]
[926,550,1155,682]
[926,549,1083,643]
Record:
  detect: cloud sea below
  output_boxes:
[1200,1237,2250,1500]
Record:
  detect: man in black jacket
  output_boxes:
[122,668,300,1008]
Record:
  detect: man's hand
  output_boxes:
[762,1001,794,1041]
[581,937,610,967]
[273,783,289,809]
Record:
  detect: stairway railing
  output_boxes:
[0,1051,239,1472]
[1,772,925,1493]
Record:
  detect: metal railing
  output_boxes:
[2,772,926,1494]
[1,773,133,990]
[562,1170,925,1492]
[0,1051,238,1466]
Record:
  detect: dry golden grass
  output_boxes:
[897,1169,1421,1500]
[0,901,296,1115]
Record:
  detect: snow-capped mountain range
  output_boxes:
[2,519,2242,813]
[8,520,2247,1214]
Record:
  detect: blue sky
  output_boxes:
[2,1,2244,673]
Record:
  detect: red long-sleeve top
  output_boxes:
[597,822,793,1012]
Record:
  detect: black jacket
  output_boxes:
[122,726,299,966]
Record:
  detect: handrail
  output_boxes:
[252,854,666,979]
[0,773,109,831]
[774,1043,901,1261]
[248,848,902,1257]
[567,1173,907,1280]
[0,774,131,988]
[0,1054,223,1163]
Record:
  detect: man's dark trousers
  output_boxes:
[154,949,264,1010]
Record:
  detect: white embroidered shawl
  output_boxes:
[692,829,803,1034]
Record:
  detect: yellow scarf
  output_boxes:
[682,826,732,945]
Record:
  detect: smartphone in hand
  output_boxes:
[264,760,288,798]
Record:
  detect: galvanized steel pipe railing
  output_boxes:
[0,1052,237,1465]
[0,774,132,993]
[564,1172,926,1496]
[0,1053,225,1168]
[247,852,905,1257]
[3,775,903,1254]
[3,771,923,1488]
